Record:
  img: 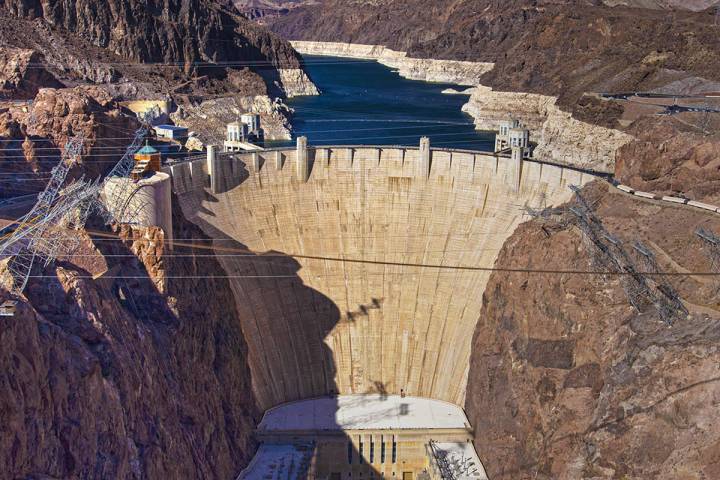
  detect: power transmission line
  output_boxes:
[26,224,718,277]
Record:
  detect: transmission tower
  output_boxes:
[632,241,688,321]
[569,185,686,323]
[1,122,148,294]
[97,126,148,224]
[696,227,720,268]
[696,227,720,294]
[1,137,84,292]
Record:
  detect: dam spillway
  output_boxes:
[167,144,597,413]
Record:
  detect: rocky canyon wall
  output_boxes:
[271,1,720,109]
[278,68,320,97]
[0,222,260,479]
[465,181,720,479]
[0,1,319,102]
[0,86,142,198]
[1,0,303,70]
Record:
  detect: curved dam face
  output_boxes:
[168,146,596,411]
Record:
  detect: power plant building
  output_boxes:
[131,144,162,181]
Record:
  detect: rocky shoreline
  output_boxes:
[462,86,633,173]
[291,40,631,173]
[291,40,493,86]
[278,68,320,97]
[171,94,295,143]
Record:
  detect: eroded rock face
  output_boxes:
[0,47,61,99]
[278,68,320,96]
[0,86,140,197]
[0,223,260,479]
[2,0,303,69]
[0,1,317,100]
[465,182,720,479]
[26,87,138,153]
[615,116,720,202]
[462,86,634,173]
[291,41,494,85]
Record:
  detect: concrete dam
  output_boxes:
[164,141,598,478]
[168,143,596,405]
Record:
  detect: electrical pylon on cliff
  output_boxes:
[632,241,688,320]
[1,136,84,293]
[1,121,149,295]
[98,126,148,224]
[696,227,720,293]
[569,185,686,324]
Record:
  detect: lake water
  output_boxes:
[269,55,494,150]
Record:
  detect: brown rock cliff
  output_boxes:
[0,218,260,479]
[0,86,141,198]
[466,182,720,479]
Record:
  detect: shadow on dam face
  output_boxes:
[180,224,380,477]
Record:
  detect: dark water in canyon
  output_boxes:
[269,55,494,150]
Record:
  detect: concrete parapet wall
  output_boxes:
[174,146,601,194]
[170,145,598,410]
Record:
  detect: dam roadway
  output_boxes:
[165,143,600,411]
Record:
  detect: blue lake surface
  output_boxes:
[269,55,494,150]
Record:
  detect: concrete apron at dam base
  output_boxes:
[163,140,599,479]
